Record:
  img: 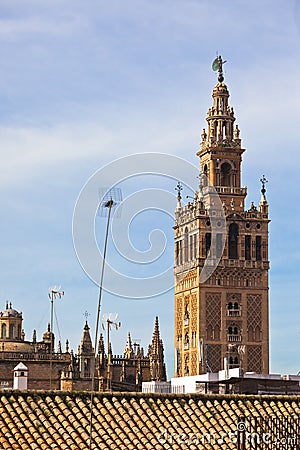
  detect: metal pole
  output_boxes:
[107,319,111,391]
[92,199,113,387]
[48,286,64,391]
[50,291,54,390]
[89,198,113,450]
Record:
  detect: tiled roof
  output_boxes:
[0,391,299,449]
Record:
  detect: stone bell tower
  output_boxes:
[174,56,269,377]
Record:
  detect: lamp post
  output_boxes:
[48,286,64,390]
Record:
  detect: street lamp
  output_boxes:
[48,286,64,390]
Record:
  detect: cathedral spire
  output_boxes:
[97,333,105,368]
[148,316,166,381]
[152,316,160,352]
[98,333,105,355]
[123,332,134,359]
[78,321,93,354]
[78,321,94,378]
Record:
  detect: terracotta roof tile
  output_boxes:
[0,392,300,449]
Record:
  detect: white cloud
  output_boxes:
[0,16,80,38]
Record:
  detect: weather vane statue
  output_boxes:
[260,175,268,196]
[212,54,227,82]
[175,181,183,202]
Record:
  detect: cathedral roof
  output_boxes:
[0,391,299,449]
[78,320,93,354]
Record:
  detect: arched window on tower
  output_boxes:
[184,228,189,262]
[1,324,6,339]
[83,358,90,377]
[229,356,239,369]
[205,233,211,257]
[256,236,262,261]
[254,326,261,342]
[9,324,15,339]
[184,356,189,376]
[184,304,189,327]
[245,235,251,260]
[229,223,239,259]
[221,162,232,187]
[248,326,254,341]
[189,234,197,260]
[203,164,208,186]
[227,301,241,317]
[216,233,223,258]
[176,240,183,265]
[175,241,179,265]
[184,333,189,350]
[179,240,183,265]
[193,234,197,259]
[228,325,241,342]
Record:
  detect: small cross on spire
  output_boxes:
[83,311,90,324]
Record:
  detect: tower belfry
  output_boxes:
[174,57,270,376]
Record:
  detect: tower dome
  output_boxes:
[1,302,22,318]
[0,302,23,340]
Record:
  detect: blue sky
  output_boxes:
[0,0,300,378]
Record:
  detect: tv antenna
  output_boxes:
[48,286,64,390]
[89,187,122,450]
[102,313,121,391]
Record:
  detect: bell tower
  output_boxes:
[174,56,269,377]
[199,56,246,212]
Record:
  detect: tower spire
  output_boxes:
[203,56,239,147]
[124,332,133,358]
[196,56,246,211]
[148,316,166,381]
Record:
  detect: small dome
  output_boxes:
[0,302,22,318]
[213,82,229,95]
